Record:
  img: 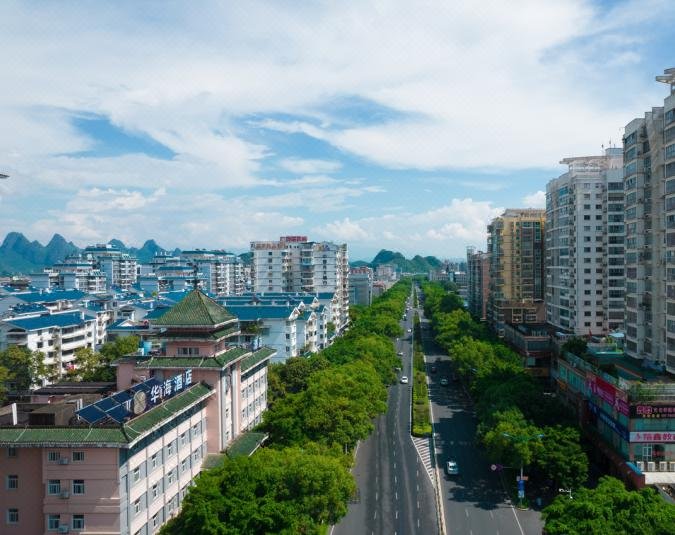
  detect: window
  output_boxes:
[152,514,159,529]
[6,475,18,490]
[72,451,85,462]
[151,452,158,469]
[180,432,187,447]
[168,469,175,485]
[47,480,61,495]
[133,467,140,483]
[134,499,141,515]
[152,482,159,500]
[167,442,174,457]
[72,480,85,495]
[7,509,18,524]
[181,458,188,473]
[72,515,84,530]
[47,451,60,462]
[47,514,60,530]
[7,447,17,458]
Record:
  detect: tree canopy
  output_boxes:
[543,476,675,535]
[0,345,46,390]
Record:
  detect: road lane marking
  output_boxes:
[465,509,469,518]
[373,511,377,519]
[417,500,420,509]
[375,491,378,501]
[395,511,398,519]
[490,511,494,519]
[396,491,398,500]
[395,476,397,484]
[510,505,525,535]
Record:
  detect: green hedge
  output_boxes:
[411,311,432,437]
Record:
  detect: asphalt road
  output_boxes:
[333,295,438,535]
[418,309,544,535]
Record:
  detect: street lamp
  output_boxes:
[558,487,573,499]
[502,432,545,506]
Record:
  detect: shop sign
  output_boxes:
[630,404,675,419]
[629,431,675,443]
[587,373,629,416]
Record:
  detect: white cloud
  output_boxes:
[317,217,370,241]
[522,190,547,208]
[279,158,342,174]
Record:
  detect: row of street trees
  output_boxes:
[422,282,675,532]
[162,280,411,534]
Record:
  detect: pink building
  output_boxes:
[0,290,275,535]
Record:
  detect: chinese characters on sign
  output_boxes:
[630,404,675,419]
[150,369,193,404]
[629,432,675,443]
[586,373,629,416]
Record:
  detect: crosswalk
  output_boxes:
[411,435,435,486]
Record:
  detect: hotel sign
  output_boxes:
[586,374,629,416]
[150,369,193,404]
[630,404,675,419]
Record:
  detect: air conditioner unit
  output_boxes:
[58,457,69,465]
[59,491,70,499]
[58,525,69,534]
[636,461,645,472]
[659,461,668,472]
[647,461,656,471]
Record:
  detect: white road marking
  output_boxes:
[396,491,398,500]
[417,500,420,509]
[373,511,377,519]
[510,506,526,535]
[465,509,469,518]
[395,511,398,519]
[395,476,397,484]
[490,511,494,519]
[375,492,378,501]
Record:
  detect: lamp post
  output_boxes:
[502,432,545,506]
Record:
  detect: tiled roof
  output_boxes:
[2,311,91,331]
[225,305,297,321]
[316,292,335,299]
[226,431,268,458]
[0,382,213,447]
[241,347,276,372]
[11,290,87,303]
[154,290,235,327]
[133,347,252,369]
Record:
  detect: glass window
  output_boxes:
[167,442,174,457]
[151,452,158,469]
[47,514,60,530]
[72,480,85,495]
[72,515,85,530]
[7,447,17,458]
[6,475,18,490]
[134,499,140,515]
[47,451,60,462]
[47,480,61,495]
[133,467,140,483]
[72,451,85,462]
[7,509,19,524]
[152,483,159,500]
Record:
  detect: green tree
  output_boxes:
[161,447,355,535]
[0,345,46,390]
[100,335,140,363]
[561,337,587,357]
[536,425,588,491]
[482,407,544,470]
[543,476,675,535]
[0,364,10,402]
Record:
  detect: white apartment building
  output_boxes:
[180,250,244,296]
[83,244,138,291]
[0,311,97,385]
[32,256,107,294]
[623,68,675,373]
[250,236,349,331]
[546,148,625,336]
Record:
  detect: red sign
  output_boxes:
[587,374,629,416]
[631,404,675,419]
[281,236,308,243]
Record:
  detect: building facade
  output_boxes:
[466,246,490,321]
[623,68,675,373]
[250,236,349,331]
[487,209,546,337]
[349,266,373,306]
[545,149,625,336]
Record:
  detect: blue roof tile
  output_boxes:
[3,311,90,331]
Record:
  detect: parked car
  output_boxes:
[397,351,404,356]
[446,460,459,475]
[407,328,412,333]
[400,376,409,384]
[440,378,449,386]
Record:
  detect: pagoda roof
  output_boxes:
[153,289,236,328]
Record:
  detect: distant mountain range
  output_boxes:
[0,233,444,276]
[352,249,444,273]
[0,233,248,276]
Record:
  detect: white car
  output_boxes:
[397,351,404,356]
[407,328,412,333]
[446,460,459,475]
[400,376,409,384]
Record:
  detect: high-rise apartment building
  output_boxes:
[623,68,675,373]
[545,149,625,336]
[466,246,490,321]
[82,244,138,291]
[250,236,349,331]
[487,209,546,337]
[180,250,245,296]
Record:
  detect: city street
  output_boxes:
[333,296,438,535]
[418,308,544,535]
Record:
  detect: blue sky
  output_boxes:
[0,0,674,261]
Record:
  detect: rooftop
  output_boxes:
[154,290,236,327]
[2,311,91,331]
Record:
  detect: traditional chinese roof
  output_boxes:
[0,382,213,447]
[241,347,276,372]
[226,431,268,458]
[153,290,236,327]
[133,347,253,369]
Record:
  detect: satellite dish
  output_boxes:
[133,391,147,415]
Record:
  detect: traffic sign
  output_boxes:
[516,476,529,481]
[518,490,525,499]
